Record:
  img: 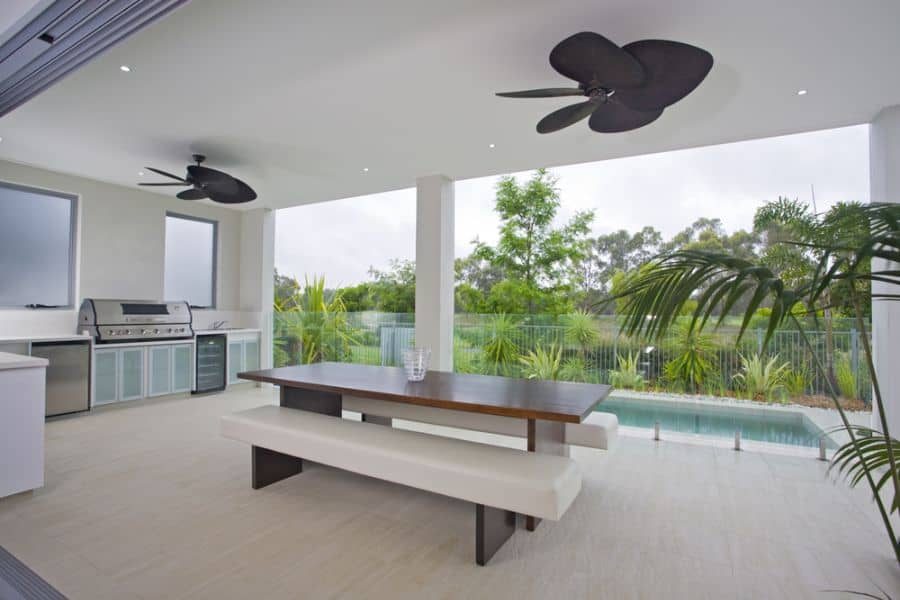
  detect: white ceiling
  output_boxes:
[0,0,898,210]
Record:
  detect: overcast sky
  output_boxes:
[275,125,869,286]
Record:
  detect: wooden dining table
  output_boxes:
[238,361,612,528]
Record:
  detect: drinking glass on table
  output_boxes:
[402,347,430,381]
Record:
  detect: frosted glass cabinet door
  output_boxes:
[148,346,172,397]
[172,345,192,393]
[93,349,118,405]
[119,348,145,401]
[228,341,243,385]
[244,338,260,372]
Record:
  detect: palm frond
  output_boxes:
[828,425,900,513]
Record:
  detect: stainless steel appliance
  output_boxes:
[31,340,90,417]
[194,334,226,393]
[77,299,193,343]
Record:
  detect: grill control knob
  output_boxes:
[141,329,150,335]
[153,329,160,335]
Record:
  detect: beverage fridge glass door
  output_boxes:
[194,334,226,393]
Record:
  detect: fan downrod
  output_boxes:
[192,154,206,166]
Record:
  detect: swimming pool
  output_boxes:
[598,395,833,448]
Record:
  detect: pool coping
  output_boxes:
[601,389,872,457]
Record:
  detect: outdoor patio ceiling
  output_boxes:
[0,0,898,210]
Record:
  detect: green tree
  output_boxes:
[365,259,416,313]
[273,269,302,311]
[471,169,594,314]
[754,197,871,385]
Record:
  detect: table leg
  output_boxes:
[525,418,568,531]
[280,386,342,415]
[361,414,393,426]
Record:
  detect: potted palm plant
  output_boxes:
[606,202,900,565]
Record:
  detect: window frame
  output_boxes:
[164,211,218,310]
[0,180,78,309]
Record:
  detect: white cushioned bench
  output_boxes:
[221,405,582,565]
[343,396,619,450]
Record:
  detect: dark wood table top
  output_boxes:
[239,362,611,423]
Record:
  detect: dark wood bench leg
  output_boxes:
[252,445,302,489]
[476,504,516,566]
[361,414,392,426]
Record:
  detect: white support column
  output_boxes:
[415,174,455,371]
[239,208,276,369]
[869,106,900,435]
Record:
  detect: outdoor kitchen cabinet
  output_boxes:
[227,332,260,385]
[93,343,193,405]
[148,344,193,397]
[93,347,144,405]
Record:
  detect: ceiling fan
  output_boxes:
[138,154,257,204]
[497,32,713,134]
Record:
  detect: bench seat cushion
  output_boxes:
[221,405,581,521]
[343,395,619,450]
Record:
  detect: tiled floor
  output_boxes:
[1,386,897,599]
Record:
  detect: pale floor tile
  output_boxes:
[0,386,897,599]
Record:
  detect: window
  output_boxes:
[164,213,217,308]
[0,182,77,307]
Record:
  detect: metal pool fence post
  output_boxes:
[734,430,741,451]
[819,438,827,461]
[653,421,660,441]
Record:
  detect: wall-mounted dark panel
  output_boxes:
[0,0,190,117]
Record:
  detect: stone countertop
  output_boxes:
[0,352,49,370]
[194,328,261,335]
[0,334,91,344]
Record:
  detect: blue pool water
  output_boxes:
[599,396,833,448]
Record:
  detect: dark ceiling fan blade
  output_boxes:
[549,32,645,88]
[187,165,233,185]
[176,188,208,200]
[138,182,190,186]
[588,100,663,133]
[496,88,584,98]
[144,166,187,182]
[536,98,602,134]
[206,179,257,204]
[615,40,714,111]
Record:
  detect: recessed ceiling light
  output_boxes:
[797,89,807,96]
[138,171,144,176]
[363,167,369,172]
[489,143,496,149]
[119,65,131,72]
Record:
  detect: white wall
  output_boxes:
[239,208,275,368]
[869,106,900,436]
[414,174,454,371]
[0,159,253,335]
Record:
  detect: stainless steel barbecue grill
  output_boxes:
[78,299,193,343]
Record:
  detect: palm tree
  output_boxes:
[606,202,900,564]
[274,275,358,365]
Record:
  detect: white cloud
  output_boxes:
[276,125,869,284]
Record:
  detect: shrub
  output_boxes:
[453,336,483,374]
[835,351,858,400]
[482,313,520,375]
[559,356,590,383]
[609,352,645,390]
[562,309,599,356]
[732,352,791,402]
[783,367,810,397]
[519,344,562,381]
[662,323,717,393]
